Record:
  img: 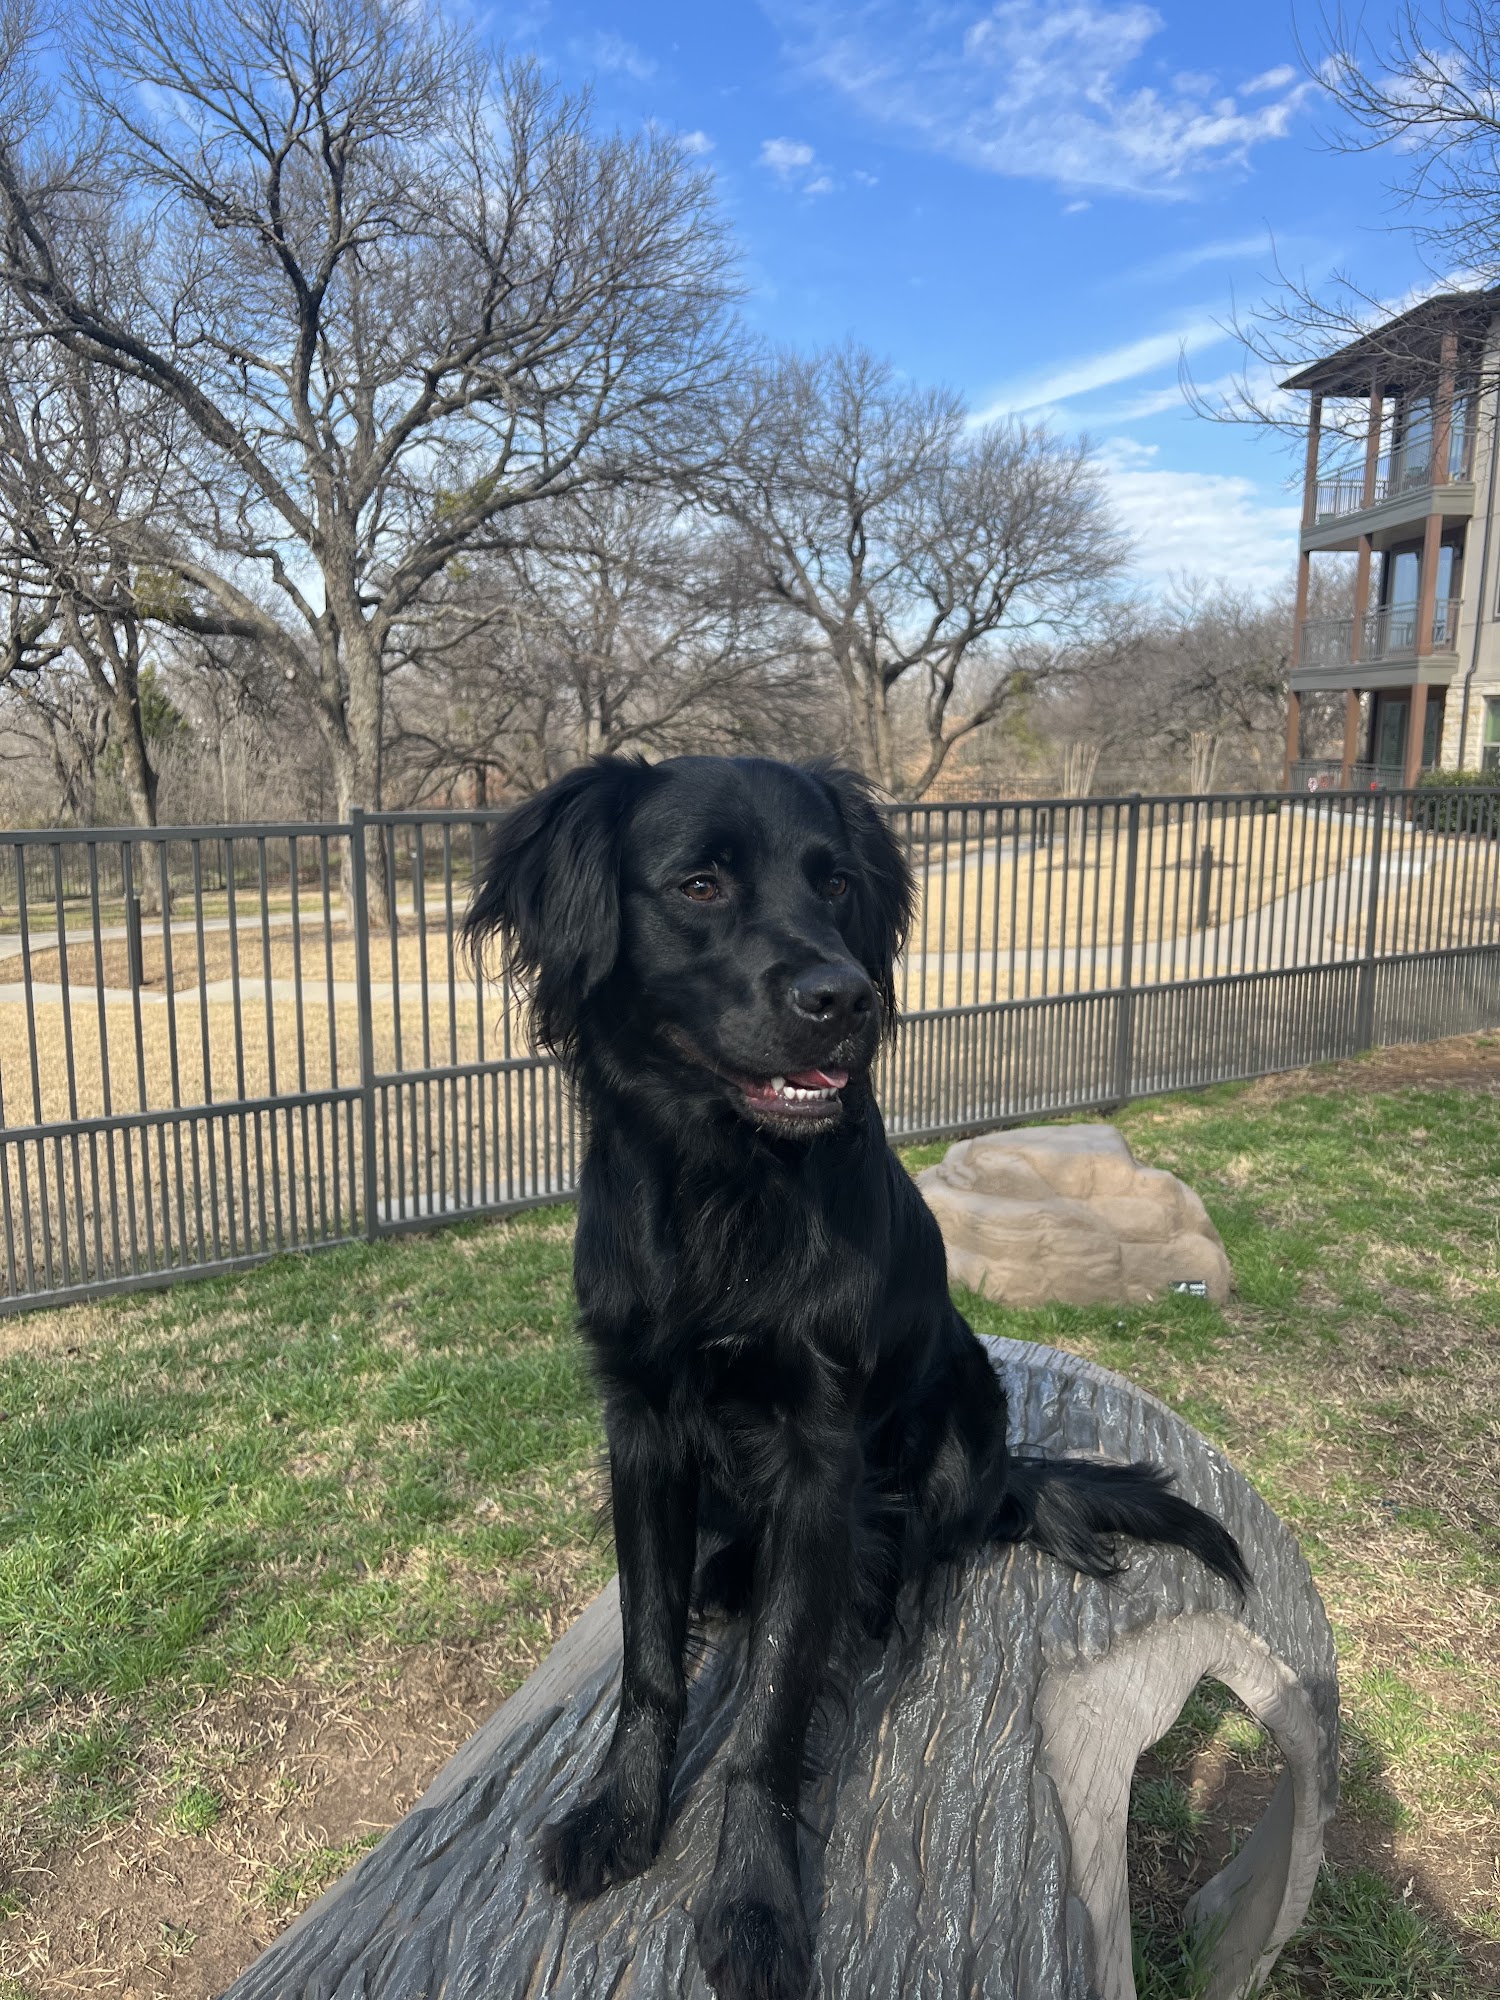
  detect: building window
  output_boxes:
[1484,697,1500,774]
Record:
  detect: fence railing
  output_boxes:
[5,786,1500,1312]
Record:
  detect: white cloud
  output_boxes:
[764,1,1312,197]
[679,129,714,154]
[1242,63,1298,94]
[757,136,838,193]
[1126,232,1272,280]
[1064,198,1091,214]
[975,316,1226,418]
[759,136,817,178]
[1101,439,1299,593]
[575,30,656,80]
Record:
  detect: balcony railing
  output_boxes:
[1311,422,1473,522]
[1298,596,1461,669]
[1315,477,1385,521]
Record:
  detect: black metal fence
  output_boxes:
[4,785,1500,1313]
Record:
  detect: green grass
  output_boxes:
[1269,1866,1475,1997]
[0,1215,601,1711]
[259,1832,382,1914]
[3,1055,1499,1994]
[0,1210,610,1939]
[918,1066,1500,1991]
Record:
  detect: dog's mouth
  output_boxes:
[732,1066,850,1124]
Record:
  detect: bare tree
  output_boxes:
[1036,572,1352,791]
[387,487,820,800]
[1191,5,1500,446]
[0,0,735,867]
[699,345,1127,797]
[0,311,182,826]
[1316,2,1500,278]
[0,661,109,820]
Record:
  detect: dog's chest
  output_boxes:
[653,1180,871,1340]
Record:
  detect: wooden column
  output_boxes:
[1404,681,1429,789]
[1433,329,1458,487]
[1285,540,1315,788]
[1416,506,1444,655]
[1349,378,1384,693]
[1285,394,1324,788]
[1340,690,1361,785]
[1301,393,1324,528]
[1362,378,1385,507]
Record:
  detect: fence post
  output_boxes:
[1355,790,1386,1053]
[351,809,380,1243]
[125,888,144,992]
[1112,794,1142,1106]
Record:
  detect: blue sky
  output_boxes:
[488,0,1427,600]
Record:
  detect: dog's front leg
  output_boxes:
[543,1394,698,1898]
[697,1433,855,2000]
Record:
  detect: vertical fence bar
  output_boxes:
[351,810,380,1243]
[1356,790,1386,1052]
[1112,795,1141,1106]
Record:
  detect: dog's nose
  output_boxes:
[787,962,874,1027]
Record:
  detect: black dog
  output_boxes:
[465,755,1246,2000]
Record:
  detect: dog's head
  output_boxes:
[463,755,913,1137]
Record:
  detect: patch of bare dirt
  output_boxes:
[1238,1030,1500,1103]
[1,1590,600,2000]
[0,1303,115,1366]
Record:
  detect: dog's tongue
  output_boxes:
[785,1067,848,1089]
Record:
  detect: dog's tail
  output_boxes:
[996,1457,1250,1596]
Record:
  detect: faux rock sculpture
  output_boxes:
[918,1123,1231,1308]
[223,1339,1337,2000]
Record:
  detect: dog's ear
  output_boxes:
[808,762,914,1027]
[463,757,644,1055]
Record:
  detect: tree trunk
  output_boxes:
[328,622,391,929]
[112,661,159,828]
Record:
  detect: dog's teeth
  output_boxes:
[771,1076,786,1092]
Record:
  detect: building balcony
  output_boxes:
[1301,477,1475,553]
[1313,428,1471,523]
[1297,597,1460,672]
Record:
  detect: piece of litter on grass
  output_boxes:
[1170,1280,1209,1297]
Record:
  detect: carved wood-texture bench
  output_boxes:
[223,1337,1339,2000]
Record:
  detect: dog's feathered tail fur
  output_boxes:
[995,1457,1250,1595]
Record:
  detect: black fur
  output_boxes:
[464,754,1248,2000]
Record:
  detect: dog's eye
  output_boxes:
[680,874,720,903]
[826,873,849,898]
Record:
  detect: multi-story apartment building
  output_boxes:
[1283,286,1500,789]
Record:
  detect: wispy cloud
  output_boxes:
[1125,232,1273,281]
[573,30,656,81]
[1099,438,1300,593]
[757,136,837,194]
[764,1,1313,197]
[679,129,715,155]
[975,316,1227,418]
[1241,64,1298,95]
[759,137,816,178]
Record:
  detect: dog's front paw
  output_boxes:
[697,1891,812,2000]
[541,1787,661,1900]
